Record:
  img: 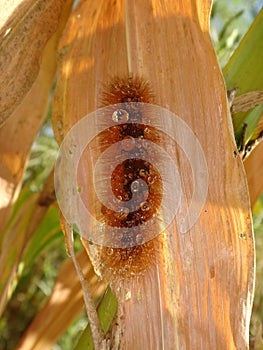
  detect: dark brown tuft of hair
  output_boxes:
[83,75,161,285]
[101,76,154,106]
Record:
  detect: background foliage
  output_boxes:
[0,0,262,349]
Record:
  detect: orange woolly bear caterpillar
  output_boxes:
[83,76,165,282]
[55,76,208,284]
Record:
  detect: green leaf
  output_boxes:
[234,104,263,144]
[0,186,62,316]
[21,205,62,270]
[74,287,118,350]
[223,8,263,146]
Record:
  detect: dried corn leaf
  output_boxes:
[0,0,74,232]
[0,0,68,125]
[232,91,263,114]
[16,249,106,350]
[53,0,254,348]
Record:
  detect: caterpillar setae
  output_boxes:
[80,76,166,282]
[55,75,207,283]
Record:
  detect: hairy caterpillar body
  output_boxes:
[55,75,205,283]
[55,75,207,283]
[81,77,164,281]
